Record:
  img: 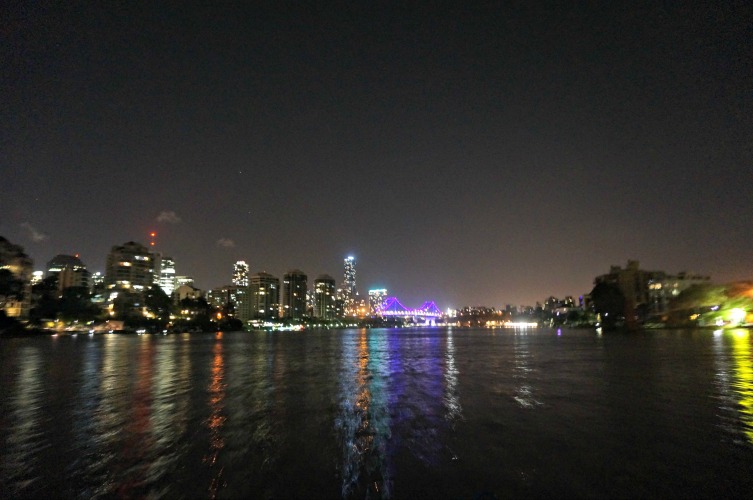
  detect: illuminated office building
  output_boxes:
[159,256,176,295]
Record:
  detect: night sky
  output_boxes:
[2,2,752,308]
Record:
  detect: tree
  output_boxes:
[0,269,23,299]
[145,285,172,321]
[58,286,100,322]
[590,282,625,330]
[113,289,140,322]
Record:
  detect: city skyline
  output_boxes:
[3,3,751,308]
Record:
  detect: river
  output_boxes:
[2,327,753,498]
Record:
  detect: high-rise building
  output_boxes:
[90,271,106,303]
[31,271,44,286]
[176,276,194,287]
[105,241,155,291]
[368,288,388,315]
[342,256,356,314]
[233,261,249,286]
[159,256,176,296]
[58,266,91,291]
[314,275,336,319]
[91,272,104,287]
[282,269,307,319]
[250,272,279,319]
[46,254,85,276]
[46,254,89,291]
[205,285,251,322]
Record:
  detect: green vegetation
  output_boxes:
[667,283,753,328]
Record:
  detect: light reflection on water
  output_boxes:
[3,328,753,498]
[2,346,44,495]
[729,330,753,443]
[444,329,462,427]
[205,334,227,497]
[712,329,753,445]
[512,332,542,409]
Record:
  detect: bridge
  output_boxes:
[379,297,442,323]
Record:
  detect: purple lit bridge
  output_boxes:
[379,297,442,324]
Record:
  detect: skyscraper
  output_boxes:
[47,254,89,290]
[368,288,387,315]
[282,269,307,319]
[175,276,194,287]
[342,256,356,314]
[105,241,154,290]
[159,256,176,296]
[314,275,336,319]
[250,272,280,319]
[233,261,249,286]
[46,254,85,276]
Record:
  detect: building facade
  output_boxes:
[47,254,90,291]
[206,284,252,322]
[594,260,666,320]
[341,256,356,315]
[648,272,711,317]
[368,288,388,315]
[314,275,337,319]
[158,256,176,296]
[282,269,307,319]
[249,272,279,319]
[233,261,249,287]
[105,241,155,291]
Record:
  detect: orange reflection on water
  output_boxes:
[358,329,370,401]
[356,330,371,429]
[205,338,227,498]
[730,330,753,444]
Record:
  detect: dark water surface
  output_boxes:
[2,328,753,498]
